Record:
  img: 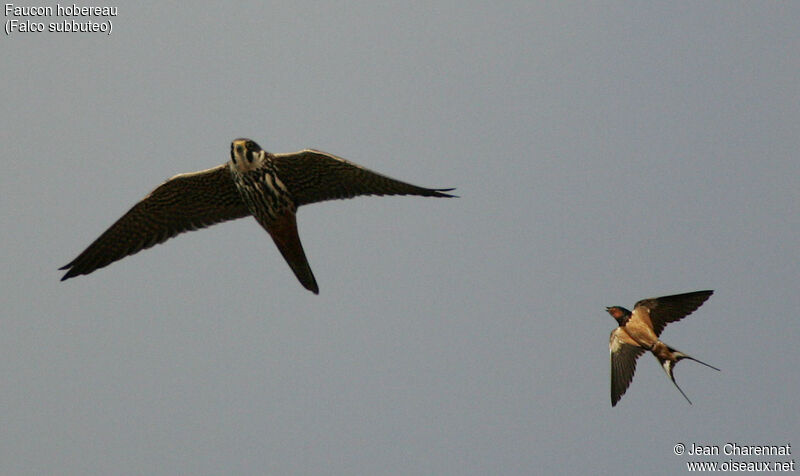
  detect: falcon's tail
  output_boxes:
[266,213,319,294]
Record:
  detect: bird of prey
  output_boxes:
[60,138,455,293]
[607,290,719,406]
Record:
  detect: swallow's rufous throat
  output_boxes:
[60,138,455,293]
[607,290,719,406]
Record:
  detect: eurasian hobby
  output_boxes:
[607,290,719,406]
[60,138,455,293]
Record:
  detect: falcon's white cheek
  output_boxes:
[255,150,267,167]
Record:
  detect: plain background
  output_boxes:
[2,2,798,475]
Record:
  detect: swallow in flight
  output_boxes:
[607,290,719,406]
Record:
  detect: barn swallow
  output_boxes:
[607,290,719,406]
[60,138,455,293]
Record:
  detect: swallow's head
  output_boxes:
[230,138,267,172]
[606,306,631,324]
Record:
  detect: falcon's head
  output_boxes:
[230,138,267,172]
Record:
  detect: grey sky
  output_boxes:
[2,2,798,475]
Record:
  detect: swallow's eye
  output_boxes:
[236,146,244,154]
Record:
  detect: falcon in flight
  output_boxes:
[607,290,719,406]
[60,138,455,293]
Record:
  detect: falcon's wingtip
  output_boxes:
[433,188,458,198]
[59,264,76,281]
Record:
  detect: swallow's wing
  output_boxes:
[61,164,249,280]
[633,290,714,337]
[610,328,646,407]
[271,149,455,207]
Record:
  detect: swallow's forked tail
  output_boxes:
[657,346,720,405]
